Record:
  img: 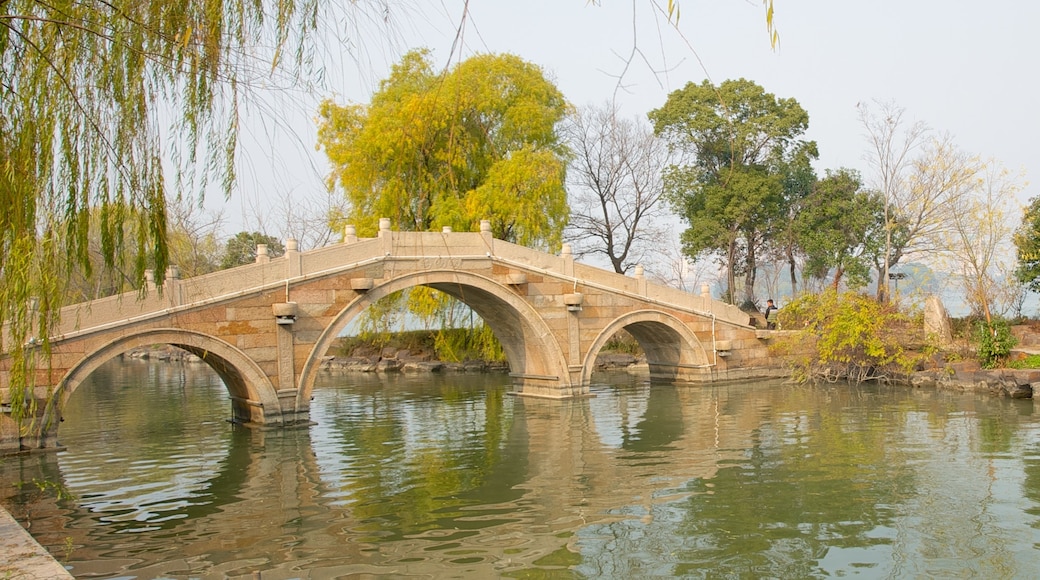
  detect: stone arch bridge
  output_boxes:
[1,221,781,452]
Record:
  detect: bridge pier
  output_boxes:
[510,373,590,399]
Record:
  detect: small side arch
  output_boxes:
[581,310,712,385]
[43,329,281,440]
[298,270,575,403]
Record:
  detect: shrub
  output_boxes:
[974,318,1016,369]
[433,324,505,363]
[772,289,924,384]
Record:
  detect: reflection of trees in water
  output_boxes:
[54,359,253,536]
[575,384,1040,579]
[1022,442,1040,526]
[0,359,262,571]
[576,384,919,578]
[312,373,525,543]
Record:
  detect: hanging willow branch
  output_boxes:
[0,0,324,422]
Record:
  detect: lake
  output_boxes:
[2,358,1040,578]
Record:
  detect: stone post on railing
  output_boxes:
[700,283,712,313]
[165,265,181,307]
[480,219,493,253]
[285,239,301,277]
[344,224,357,244]
[633,264,647,295]
[378,218,392,256]
[256,244,270,264]
[560,243,574,277]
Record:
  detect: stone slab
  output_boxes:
[0,505,73,578]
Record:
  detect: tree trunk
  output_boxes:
[726,237,737,304]
[786,246,798,296]
[744,235,757,305]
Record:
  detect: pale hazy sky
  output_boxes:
[219,0,1040,243]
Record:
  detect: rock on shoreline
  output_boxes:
[910,363,1036,399]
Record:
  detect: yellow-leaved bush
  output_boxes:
[771,290,926,384]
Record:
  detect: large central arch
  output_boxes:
[297,270,573,404]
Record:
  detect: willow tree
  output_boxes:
[317,49,569,359]
[317,49,570,249]
[1,0,325,419]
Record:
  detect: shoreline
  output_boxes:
[121,346,1037,400]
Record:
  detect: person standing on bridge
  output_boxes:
[764,299,778,330]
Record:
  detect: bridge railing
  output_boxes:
[6,227,751,347]
[488,239,751,327]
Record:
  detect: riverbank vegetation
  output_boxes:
[768,288,1040,385]
[770,290,925,384]
[334,326,506,366]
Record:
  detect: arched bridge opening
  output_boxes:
[298,270,575,405]
[582,310,713,386]
[42,329,283,447]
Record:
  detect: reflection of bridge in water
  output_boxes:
[3,367,776,578]
[1,220,782,451]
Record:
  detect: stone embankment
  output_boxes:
[907,324,1040,400]
[123,346,201,362]
[909,366,1036,399]
[0,506,73,578]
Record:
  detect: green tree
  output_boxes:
[794,169,884,291]
[221,232,286,269]
[649,78,815,305]
[316,49,570,249]
[766,146,817,297]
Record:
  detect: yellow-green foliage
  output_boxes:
[317,49,570,250]
[1010,354,1040,369]
[773,289,924,384]
[434,325,505,364]
[4,0,325,423]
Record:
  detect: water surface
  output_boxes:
[3,358,1040,578]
